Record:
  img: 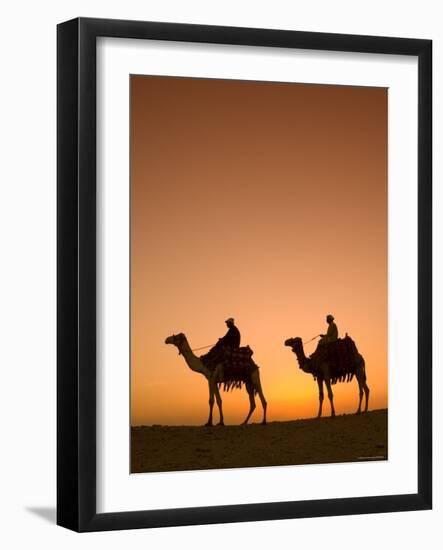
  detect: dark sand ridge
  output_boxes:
[131,408,387,473]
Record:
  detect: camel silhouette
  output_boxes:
[285,336,369,418]
[165,333,267,426]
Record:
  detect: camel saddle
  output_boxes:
[200,346,258,391]
[311,335,359,383]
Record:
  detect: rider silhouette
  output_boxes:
[201,318,241,368]
[217,317,241,349]
[318,314,338,347]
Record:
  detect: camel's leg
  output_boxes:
[242,382,256,425]
[252,371,267,424]
[324,377,335,418]
[205,380,215,427]
[356,379,364,414]
[363,379,370,412]
[356,360,370,413]
[317,378,324,418]
[214,384,224,426]
[257,385,267,425]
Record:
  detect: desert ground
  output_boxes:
[131,408,387,473]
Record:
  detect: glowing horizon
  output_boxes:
[130,76,388,426]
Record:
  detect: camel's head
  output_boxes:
[284,337,311,371]
[284,337,302,349]
[165,333,187,349]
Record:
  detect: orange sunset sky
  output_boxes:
[130,75,387,426]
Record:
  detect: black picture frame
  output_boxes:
[57,17,432,532]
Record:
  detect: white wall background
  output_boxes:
[0,1,440,548]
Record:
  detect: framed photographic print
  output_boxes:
[57,17,432,531]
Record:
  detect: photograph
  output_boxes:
[0,0,437,543]
[130,74,388,474]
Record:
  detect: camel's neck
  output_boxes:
[292,344,311,373]
[178,339,211,379]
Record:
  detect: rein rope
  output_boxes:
[190,343,215,352]
[303,334,321,345]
